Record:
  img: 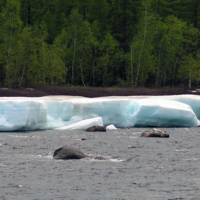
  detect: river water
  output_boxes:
[0,127,200,200]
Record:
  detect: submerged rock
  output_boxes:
[141,128,169,138]
[85,126,106,132]
[53,146,86,160]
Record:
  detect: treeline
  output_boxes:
[0,0,200,88]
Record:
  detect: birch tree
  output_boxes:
[0,0,22,86]
[68,8,83,84]
[97,33,121,86]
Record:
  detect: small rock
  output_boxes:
[141,128,169,138]
[85,126,106,132]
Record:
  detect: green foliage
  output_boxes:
[109,0,141,52]
[178,54,200,87]
[97,32,122,86]
[0,0,22,86]
[0,0,200,88]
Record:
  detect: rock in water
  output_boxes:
[141,128,169,138]
[85,126,106,132]
[53,146,86,160]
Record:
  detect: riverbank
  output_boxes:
[0,86,196,97]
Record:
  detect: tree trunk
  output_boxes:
[19,57,27,88]
[103,48,108,86]
[130,45,133,84]
[189,58,192,89]
[92,44,96,87]
[72,32,77,84]
[42,42,46,84]
[80,50,85,86]
[135,2,147,87]
[5,13,14,86]
[172,57,178,87]
[194,3,198,28]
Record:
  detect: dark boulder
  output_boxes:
[53,146,86,160]
[85,126,106,132]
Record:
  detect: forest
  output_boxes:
[0,0,200,88]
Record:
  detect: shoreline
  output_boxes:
[0,86,197,98]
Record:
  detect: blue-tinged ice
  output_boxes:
[128,99,198,127]
[55,117,103,130]
[0,95,199,131]
[157,95,200,119]
[0,99,47,131]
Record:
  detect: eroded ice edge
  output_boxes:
[0,94,199,131]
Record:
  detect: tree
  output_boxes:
[178,54,199,87]
[128,0,156,87]
[0,0,22,86]
[97,33,122,86]
[77,20,96,86]
[18,25,32,87]
[0,0,6,12]
[67,8,83,84]
[109,0,141,53]
[18,22,63,86]
[52,28,70,85]
[0,0,200,88]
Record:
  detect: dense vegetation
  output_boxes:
[0,0,200,88]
